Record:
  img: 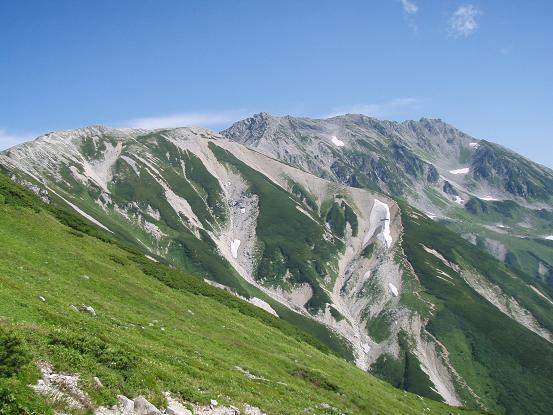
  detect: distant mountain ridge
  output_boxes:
[222,113,553,286]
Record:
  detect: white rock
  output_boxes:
[210,399,218,407]
[165,394,192,415]
[80,304,97,316]
[133,396,161,415]
[117,395,135,411]
[93,376,103,388]
[145,255,159,263]
[247,297,279,317]
[39,295,46,302]
[244,405,267,415]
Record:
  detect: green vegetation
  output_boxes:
[400,201,553,414]
[361,243,376,259]
[324,200,358,239]
[0,329,31,378]
[329,306,345,322]
[0,173,482,414]
[371,332,442,402]
[181,150,227,222]
[343,201,358,236]
[326,202,346,238]
[445,196,553,286]
[289,180,318,212]
[365,312,391,343]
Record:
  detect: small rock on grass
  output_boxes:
[133,395,162,415]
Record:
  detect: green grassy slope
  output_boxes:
[0,173,482,414]
[399,202,553,415]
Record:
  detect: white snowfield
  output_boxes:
[469,142,480,148]
[449,167,469,175]
[481,196,498,201]
[366,199,392,248]
[545,236,553,241]
[388,283,399,297]
[230,239,241,259]
[331,136,345,147]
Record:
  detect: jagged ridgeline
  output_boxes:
[2,121,553,414]
[223,113,553,286]
[0,172,484,414]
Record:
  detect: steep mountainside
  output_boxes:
[1,126,409,370]
[222,113,553,286]
[0,172,483,415]
[2,124,553,414]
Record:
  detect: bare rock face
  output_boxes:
[96,395,135,415]
[164,393,193,415]
[133,396,162,415]
[31,361,92,410]
[244,405,267,415]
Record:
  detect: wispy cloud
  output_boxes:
[400,0,418,15]
[399,0,419,32]
[0,129,33,151]
[449,4,481,38]
[124,110,252,130]
[326,98,422,119]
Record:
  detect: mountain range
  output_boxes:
[1,113,552,414]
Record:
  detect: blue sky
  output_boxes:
[1,1,552,167]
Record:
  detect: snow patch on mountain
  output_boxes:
[330,136,345,147]
[231,239,241,258]
[364,199,392,248]
[449,167,469,175]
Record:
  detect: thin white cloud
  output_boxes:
[124,110,252,130]
[326,98,422,119]
[449,4,481,38]
[399,0,419,32]
[400,0,418,15]
[0,129,33,151]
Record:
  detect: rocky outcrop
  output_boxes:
[34,361,267,415]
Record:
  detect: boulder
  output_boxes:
[133,396,161,415]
